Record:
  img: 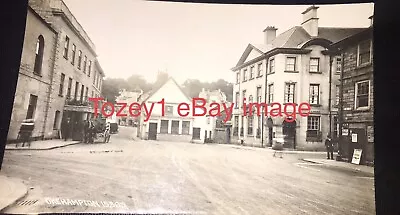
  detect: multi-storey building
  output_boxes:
[7,0,105,142]
[328,17,374,164]
[231,5,368,150]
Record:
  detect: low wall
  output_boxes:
[155,133,192,143]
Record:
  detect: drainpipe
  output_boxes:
[328,55,333,139]
[338,50,345,160]
[262,56,269,147]
[42,32,59,140]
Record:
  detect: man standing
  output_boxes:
[325,135,334,160]
[83,120,88,143]
[61,118,71,141]
[88,119,95,144]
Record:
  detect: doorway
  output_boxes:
[282,120,296,149]
[349,128,367,164]
[192,127,201,140]
[148,123,157,140]
[267,118,273,146]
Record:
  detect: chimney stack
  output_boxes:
[263,26,277,45]
[301,5,319,37]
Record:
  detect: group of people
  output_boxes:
[83,119,96,144]
[61,117,111,143]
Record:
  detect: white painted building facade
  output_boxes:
[231,6,367,150]
[138,78,199,142]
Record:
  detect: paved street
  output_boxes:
[1,126,375,214]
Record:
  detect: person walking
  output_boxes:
[325,135,334,160]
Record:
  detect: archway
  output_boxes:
[282,119,296,149]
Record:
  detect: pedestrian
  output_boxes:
[88,119,95,144]
[83,120,88,143]
[61,118,71,141]
[325,135,334,160]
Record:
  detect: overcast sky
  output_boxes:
[63,0,374,84]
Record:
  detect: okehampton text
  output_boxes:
[89,98,311,123]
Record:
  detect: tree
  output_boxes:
[151,72,170,90]
[101,78,128,103]
[181,78,233,101]
[126,74,151,92]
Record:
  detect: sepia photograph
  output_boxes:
[0,0,374,214]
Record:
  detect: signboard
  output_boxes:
[351,149,363,165]
[351,133,358,143]
[367,126,374,142]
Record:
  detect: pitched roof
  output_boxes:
[143,77,192,103]
[235,26,368,68]
[317,27,366,43]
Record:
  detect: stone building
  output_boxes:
[231,5,368,150]
[7,0,105,142]
[328,17,374,164]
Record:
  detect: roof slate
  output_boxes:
[249,26,367,52]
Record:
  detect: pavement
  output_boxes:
[302,158,374,176]
[5,139,80,150]
[0,175,28,212]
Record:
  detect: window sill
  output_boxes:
[310,104,322,107]
[309,71,322,74]
[356,62,372,70]
[242,80,247,83]
[282,103,296,105]
[71,62,75,66]
[249,78,255,80]
[306,136,322,142]
[58,94,64,97]
[267,72,275,75]
[284,70,299,73]
[354,107,371,112]
[256,75,263,78]
[64,56,68,60]
[33,73,42,77]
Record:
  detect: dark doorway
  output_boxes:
[148,123,157,140]
[71,112,83,141]
[282,120,296,149]
[267,118,273,146]
[193,127,201,140]
[349,128,367,164]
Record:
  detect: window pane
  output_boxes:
[160,120,169,133]
[171,120,179,134]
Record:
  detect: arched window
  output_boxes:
[34,35,44,75]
